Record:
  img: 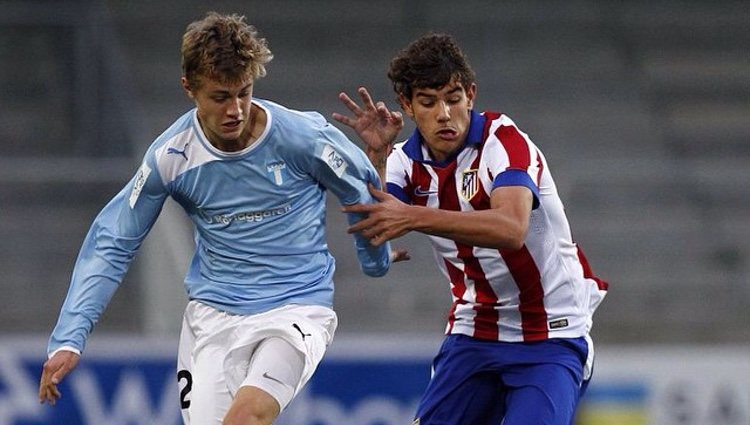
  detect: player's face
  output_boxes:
[401,79,476,162]
[182,76,255,151]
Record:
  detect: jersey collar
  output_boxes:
[401,110,486,166]
[191,100,272,159]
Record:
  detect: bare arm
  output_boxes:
[344,185,534,250]
[332,87,404,187]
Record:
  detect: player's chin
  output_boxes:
[220,129,242,140]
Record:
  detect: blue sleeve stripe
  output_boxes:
[493,169,540,209]
[387,182,410,203]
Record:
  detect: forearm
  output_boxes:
[409,205,527,250]
[365,146,390,190]
[346,210,392,276]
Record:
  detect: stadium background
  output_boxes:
[1,1,748,424]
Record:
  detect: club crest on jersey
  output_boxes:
[460,169,479,201]
[266,161,286,185]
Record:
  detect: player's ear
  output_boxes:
[181,77,195,99]
[398,93,414,118]
[466,83,477,109]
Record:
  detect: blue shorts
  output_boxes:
[414,335,590,425]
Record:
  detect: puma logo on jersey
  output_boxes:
[293,323,312,340]
[167,146,188,160]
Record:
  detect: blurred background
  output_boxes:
[2,0,748,343]
[1,1,748,424]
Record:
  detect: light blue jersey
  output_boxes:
[48,99,391,354]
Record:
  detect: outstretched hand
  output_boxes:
[332,87,404,161]
[343,184,413,248]
[39,350,80,405]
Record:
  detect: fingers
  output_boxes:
[390,249,411,263]
[337,92,362,116]
[343,209,392,246]
[342,207,382,237]
[341,203,373,214]
[368,235,387,246]
[371,188,389,201]
[341,187,388,212]
[390,111,404,128]
[331,112,353,127]
[333,90,375,130]
[39,375,61,405]
[38,351,79,405]
[357,87,376,110]
[347,216,375,235]
[340,87,392,117]
[375,100,402,124]
[39,360,60,404]
[38,379,49,403]
[40,383,61,405]
[375,101,390,121]
[368,186,399,205]
[335,88,403,139]
[51,368,68,385]
[338,88,378,115]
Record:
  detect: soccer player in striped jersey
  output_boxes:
[38,12,399,425]
[334,33,608,425]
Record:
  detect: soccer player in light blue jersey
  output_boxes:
[38,12,404,425]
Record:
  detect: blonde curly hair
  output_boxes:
[181,12,273,89]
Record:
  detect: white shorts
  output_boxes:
[177,301,337,425]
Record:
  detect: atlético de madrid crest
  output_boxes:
[460,169,479,201]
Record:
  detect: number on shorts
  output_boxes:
[177,369,192,409]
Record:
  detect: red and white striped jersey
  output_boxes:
[386,111,608,342]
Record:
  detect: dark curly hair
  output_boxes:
[181,12,273,89]
[388,33,476,101]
